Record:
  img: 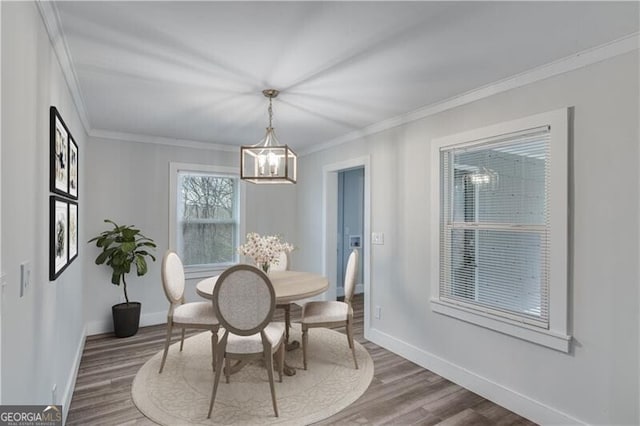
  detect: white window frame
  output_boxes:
[169,162,246,280]
[430,108,571,352]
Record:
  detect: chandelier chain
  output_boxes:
[268,96,273,129]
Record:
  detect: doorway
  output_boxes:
[337,167,364,297]
[321,156,370,337]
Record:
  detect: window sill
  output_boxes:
[430,298,571,353]
[185,264,235,281]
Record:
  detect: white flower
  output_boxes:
[237,232,293,267]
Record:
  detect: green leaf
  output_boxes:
[111,271,121,286]
[95,248,116,265]
[97,237,115,249]
[135,256,148,276]
[121,241,136,253]
[121,228,139,241]
[111,253,125,266]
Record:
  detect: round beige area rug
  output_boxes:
[132,324,373,425]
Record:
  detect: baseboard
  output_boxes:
[61,325,86,424]
[86,310,167,336]
[367,328,584,425]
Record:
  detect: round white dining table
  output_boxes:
[195,270,329,304]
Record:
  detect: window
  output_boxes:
[431,109,570,352]
[170,163,244,278]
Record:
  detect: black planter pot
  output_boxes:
[112,302,141,338]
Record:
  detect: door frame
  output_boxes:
[337,167,365,296]
[322,156,370,334]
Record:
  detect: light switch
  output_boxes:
[20,261,31,297]
[372,232,384,245]
[0,272,6,298]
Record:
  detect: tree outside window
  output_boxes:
[177,172,238,267]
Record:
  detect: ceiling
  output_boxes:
[52,1,638,153]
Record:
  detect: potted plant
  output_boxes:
[89,219,156,337]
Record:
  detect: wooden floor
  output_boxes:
[67,295,536,425]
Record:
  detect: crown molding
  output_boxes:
[89,129,238,153]
[35,1,637,156]
[300,32,639,157]
[36,1,92,135]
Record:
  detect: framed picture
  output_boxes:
[50,107,69,196]
[50,106,78,199]
[50,196,69,280]
[69,137,78,199]
[68,201,78,264]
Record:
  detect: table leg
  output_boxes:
[279,306,298,375]
[283,362,296,376]
[279,303,301,351]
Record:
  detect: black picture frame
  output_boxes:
[68,200,78,265]
[50,106,78,199]
[50,196,69,280]
[69,136,78,199]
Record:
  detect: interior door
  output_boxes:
[337,167,364,297]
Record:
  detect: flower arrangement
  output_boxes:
[237,232,293,273]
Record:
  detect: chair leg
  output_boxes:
[158,322,173,374]
[179,328,186,351]
[264,343,278,417]
[210,329,218,372]
[347,317,358,370]
[277,341,284,383]
[208,333,227,419]
[302,325,309,370]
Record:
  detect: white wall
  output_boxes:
[84,137,297,333]
[1,1,86,414]
[297,51,639,425]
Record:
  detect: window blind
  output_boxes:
[440,126,551,327]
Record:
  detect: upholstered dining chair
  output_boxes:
[301,248,359,370]
[159,251,220,374]
[270,251,294,344]
[208,265,285,418]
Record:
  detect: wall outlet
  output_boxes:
[20,261,31,297]
[375,305,382,319]
[372,232,384,245]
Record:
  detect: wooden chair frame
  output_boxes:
[301,249,359,370]
[208,264,285,418]
[159,251,220,374]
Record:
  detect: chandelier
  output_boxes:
[240,89,297,184]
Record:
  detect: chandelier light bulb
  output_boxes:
[267,152,278,175]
